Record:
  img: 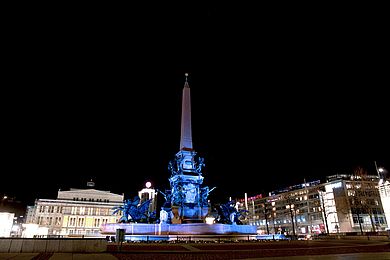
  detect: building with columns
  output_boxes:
[25,182,123,237]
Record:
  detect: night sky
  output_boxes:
[2,5,388,209]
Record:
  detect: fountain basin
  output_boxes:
[101,223,257,235]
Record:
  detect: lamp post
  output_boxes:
[375,161,385,179]
[287,203,296,237]
[375,161,389,230]
[1,195,7,207]
[262,203,270,235]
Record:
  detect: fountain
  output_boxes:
[100,74,257,240]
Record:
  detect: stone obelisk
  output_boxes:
[167,73,210,223]
[180,76,193,151]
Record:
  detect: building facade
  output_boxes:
[239,180,324,236]
[378,178,390,230]
[322,174,387,233]
[239,174,388,235]
[0,212,14,237]
[26,187,123,237]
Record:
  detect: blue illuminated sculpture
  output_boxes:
[156,189,174,224]
[158,76,217,224]
[100,75,257,238]
[112,195,155,223]
[215,200,248,225]
[163,151,218,224]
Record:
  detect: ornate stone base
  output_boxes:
[100,223,257,235]
[171,205,209,224]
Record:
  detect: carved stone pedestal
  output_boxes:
[171,205,209,224]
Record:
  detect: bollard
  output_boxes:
[116,229,125,252]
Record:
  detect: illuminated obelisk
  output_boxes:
[167,73,210,224]
[180,75,193,151]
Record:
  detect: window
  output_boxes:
[78,218,84,227]
[69,217,76,226]
[94,218,101,227]
[353,216,364,224]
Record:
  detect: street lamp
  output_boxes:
[374,161,387,179]
[1,195,7,207]
[286,203,296,237]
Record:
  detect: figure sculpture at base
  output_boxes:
[157,189,174,224]
[159,208,174,224]
[216,200,247,225]
[112,195,153,223]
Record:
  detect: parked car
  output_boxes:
[297,234,312,240]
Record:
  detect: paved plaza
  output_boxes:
[3,252,390,260]
[0,239,389,259]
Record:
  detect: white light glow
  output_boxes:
[327,182,342,190]
[21,224,49,238]
[0,212,14,237]
[205,217,215,225]
[145,182,152,188]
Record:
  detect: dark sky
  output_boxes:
[2,5,389,208]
